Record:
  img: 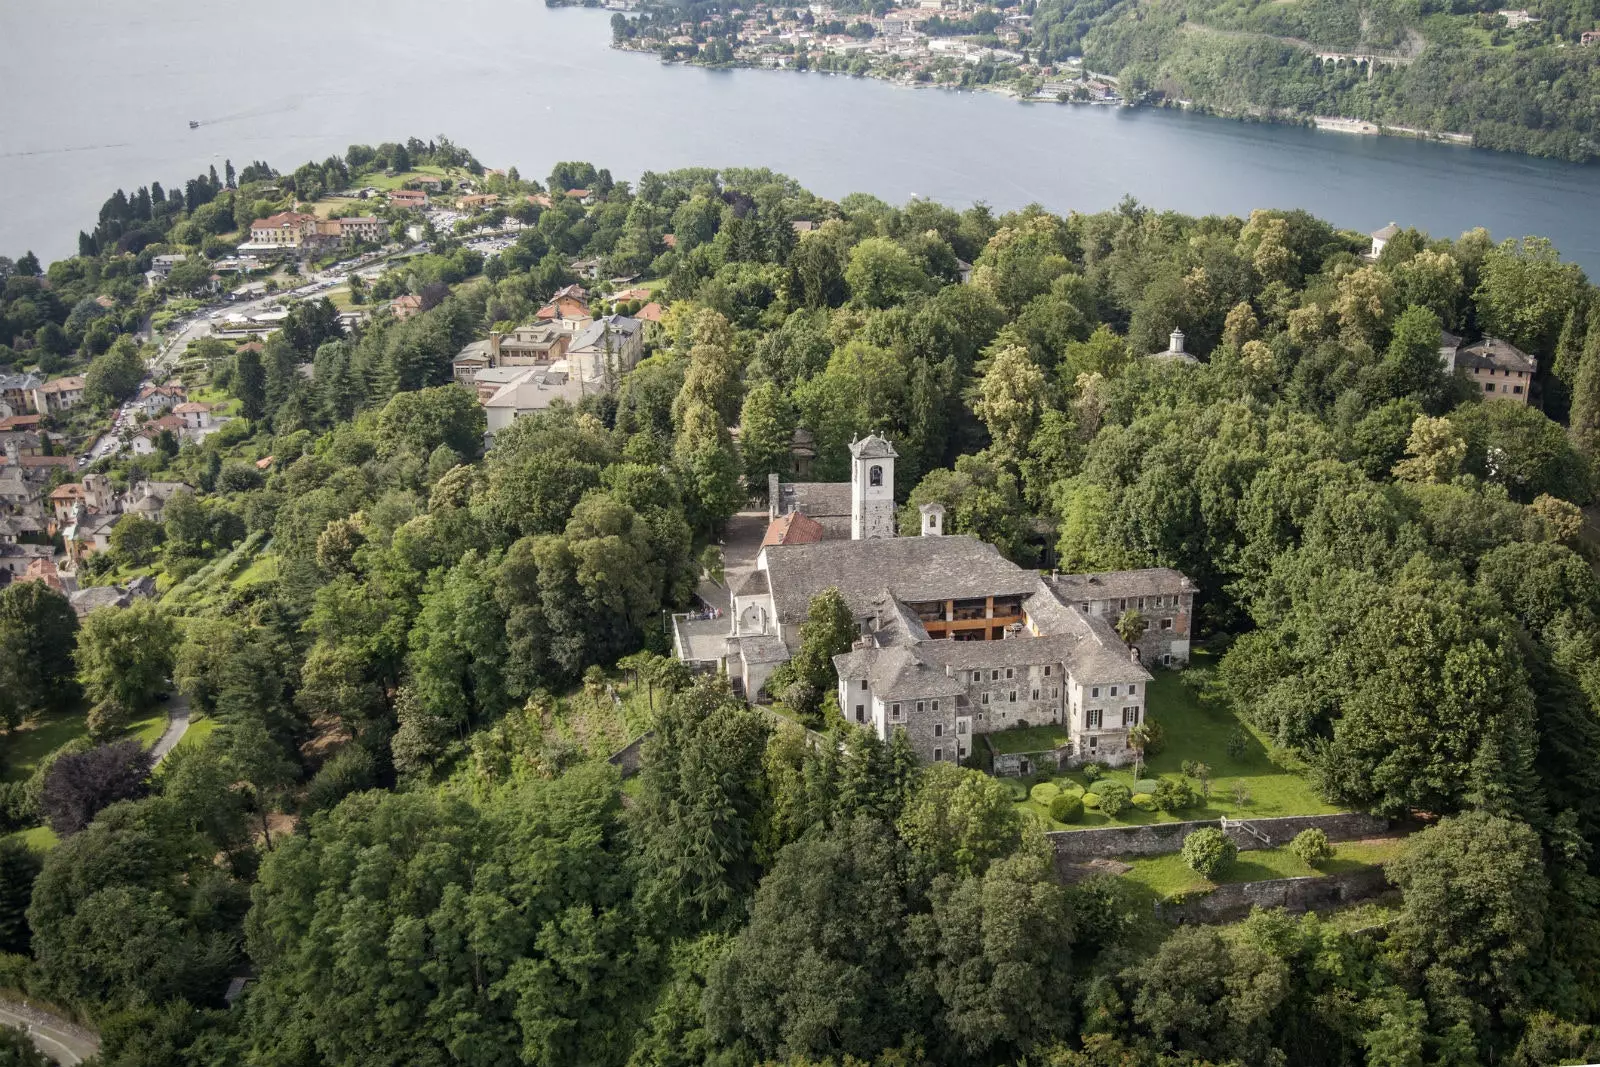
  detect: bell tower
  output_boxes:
[849,435,897,540]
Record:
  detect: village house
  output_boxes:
[1368,221,1400,259]
[172,401,213,432]
[388,189,428,209]
[33,376,86,413]
[499,322,571,365]
[566,315,643,384]
[535,285,594,332]
[480,364,596,432]
[1583,28,1600,44]
[1458,337,1536,403]
[337,216,386,244]
[0,373,42,416]
[130,414,185,455]
[678,436,1195,767]
[390,294,424,321]
[243,211,318,251]
[458,193,500,212]
[134,382,187,416]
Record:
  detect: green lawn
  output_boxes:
[1,826,59,852]
[0,706,88,783]
[1122,837,1405,900]
[231,553,279,589]
[1014,663,1340,829]
[126,709,170,748]
[178,715,220,751]
[362,165,452,192]
[986,724,1072,755]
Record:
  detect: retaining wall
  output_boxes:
[1156,866,1392,924]
[607,733,652,778]
[1047,811,1388,863]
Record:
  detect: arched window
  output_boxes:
[869,465,883,487]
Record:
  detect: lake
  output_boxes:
[5,0,1600,270]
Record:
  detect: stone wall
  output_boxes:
[1157,867,1392,924]
[1048,811,1389,864]
[607,733,652,778]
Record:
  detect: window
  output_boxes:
[1160,618,1173,631]
[1005,667,1014,679]
[1162,653,1173,665]
[957,720,967,734]
[1008,691,1017,703]
[869,464,883,486]
[934,723,943,737]
[1052,686,1059,698]
[855,705,864,722]
[1122,707,1138,726]
[1484,382,1495,392]
[1137,597,1145,609]
[933,747,943,762]
[990,670,1000,681]
[891,702,901,720]
[1080,602,1089,612]
[1091,687,1099,698]
[1032,688,1040,700]
[931,700,940,712]
[1110,686,1118,697]
[1043,665,1051,676]
[1119,598,1127,611]
[971,670,980,682]
[1088,736,1098,750]
[860,680,868,690]
[916,701,925,714]
[981,692,990,705]
[1513,385,1524,395]
[1087,708,1102,728]
[1128,684,1136,695]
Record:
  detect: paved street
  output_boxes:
[149,691,192,767]
[0,1000,98,1065]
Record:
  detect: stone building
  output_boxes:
[682,435,1198,767]
[1458,337,1536,404]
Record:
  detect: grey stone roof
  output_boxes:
[733,633,789,665]
[0,542,51,559]
[733,568,770,598]
[69,586,129,613]
[454,338,495,362]
[849,435,897,460]
[1371,222,1400,240]
[776,481,851,518]
[762,534,1039,627]
[1046,568,1197,604]
[569,315,641,353]
[1459,337,1536,374]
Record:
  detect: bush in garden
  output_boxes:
[1133,779,1162,795]
[1049,792,1084,823]
[1096,781,1132,816]
[1226,727,1250,759]
[1030,782,1060,805]
[1141,719,1167,757]
[1082,792,1102,810]
[1182,827,1237,879]
[1082,762,1104,782]
[1290,827,1333,868]
[1132,793,1157,811]
[1153,777,1200,812]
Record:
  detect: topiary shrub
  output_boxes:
[1290,827,1333,868]
[1153,777,1200,813]
[1030,782,1061,805]
[1049,792,1084,823]
[1096,781,1132,817]
[1082,792,1102,810]
[1082,762,1104,783]
[1182,827,1237,880]
[1131,792,1157,811]
[1053,777,1083,796]
[1133,778,1162,795]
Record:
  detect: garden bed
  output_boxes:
[1120,837,1407,900]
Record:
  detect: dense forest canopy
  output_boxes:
[4,140,1600,1065]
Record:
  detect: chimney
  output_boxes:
[767,471,781,520]
[1169,328,1186,356]
[945,663,953,677]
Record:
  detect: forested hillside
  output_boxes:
[5,145,1600,1065]
[1031,0,1600,160]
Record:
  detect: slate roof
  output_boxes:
[1459,337,1536,374]
[762,535,1039,627]
[849,434,897,460]
[569,315,641,353]
[1046,568,1197,604]
[776,481,851,519]
[734,568,770,598]
[1371,222,1400,240]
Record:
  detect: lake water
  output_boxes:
[5,0,1600,270]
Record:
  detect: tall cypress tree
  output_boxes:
[1569,317,1600,461]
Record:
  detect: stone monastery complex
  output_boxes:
[677,435,1197,770]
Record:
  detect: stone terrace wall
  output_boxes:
[607,733,652,778]
[1157,867,1392,924]
[1048,812,1389,864]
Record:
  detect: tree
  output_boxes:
[1570,317,1600,461]
[222,715,296,847]
[108,512,163,565]
[233,344,267,421]
[629,677,772,932]
[1391,414,1466,484]
[40,740,152,836]
[1289,827,1332,867]
[0,582,78,728]
[0,837,42,954]
[75,602,177,738]
[0,1026,50,1067]
[845,236,929,310]
[772,588,855,722]
[974,344,1048,459]
[376,384,485,460]
[1387,811,1547,1009]
[1181,826,1236,879]
[1115,608,1148,647]
[162,490,209,557]
[83,337,145,406]
[738,380,795,493]
[1474,236,1583,358]
[898,762,1023,878]
[1380,305,1448,406]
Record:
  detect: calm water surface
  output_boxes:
[5,0,1600,269]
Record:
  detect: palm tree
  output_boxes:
[1115,608,1148,647]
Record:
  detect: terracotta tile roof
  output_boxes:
[49,483,85,501]
[662,234,678,248]
[762,510,826,547]
[39,376,85,393]
[0,454,72,469]
[637,302,663,322]
[172,401,210,414]
[0,415,42,431]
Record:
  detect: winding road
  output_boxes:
[0,1001,98,1065]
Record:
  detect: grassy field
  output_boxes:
[1013,663,1340,829]
[232,553,278,589]
[1,825,59,852]
[362,165,453,192]
[177,715,220,752]
[987,724,1072,755]
[1121,837,1406,900]
[1,706,88,783]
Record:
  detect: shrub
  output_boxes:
[1226,727,1250,759]
[1000,777,1028,802]
[1082,792,1102,810]
[1082,762,1104,782]
[1290,827,1333,867]
[1141,719,1167,757]
[1153,777,1200,812]
[1052,777,1083,796]
[40,740,152,836]
[1097,782,1132,817]
[1133,778,1162,794]
[1132,792,1157,811]
[1182,827,1237,879]
[302,745,378,815]
[1049,792,1084,823]
[1030,781,1061,805]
